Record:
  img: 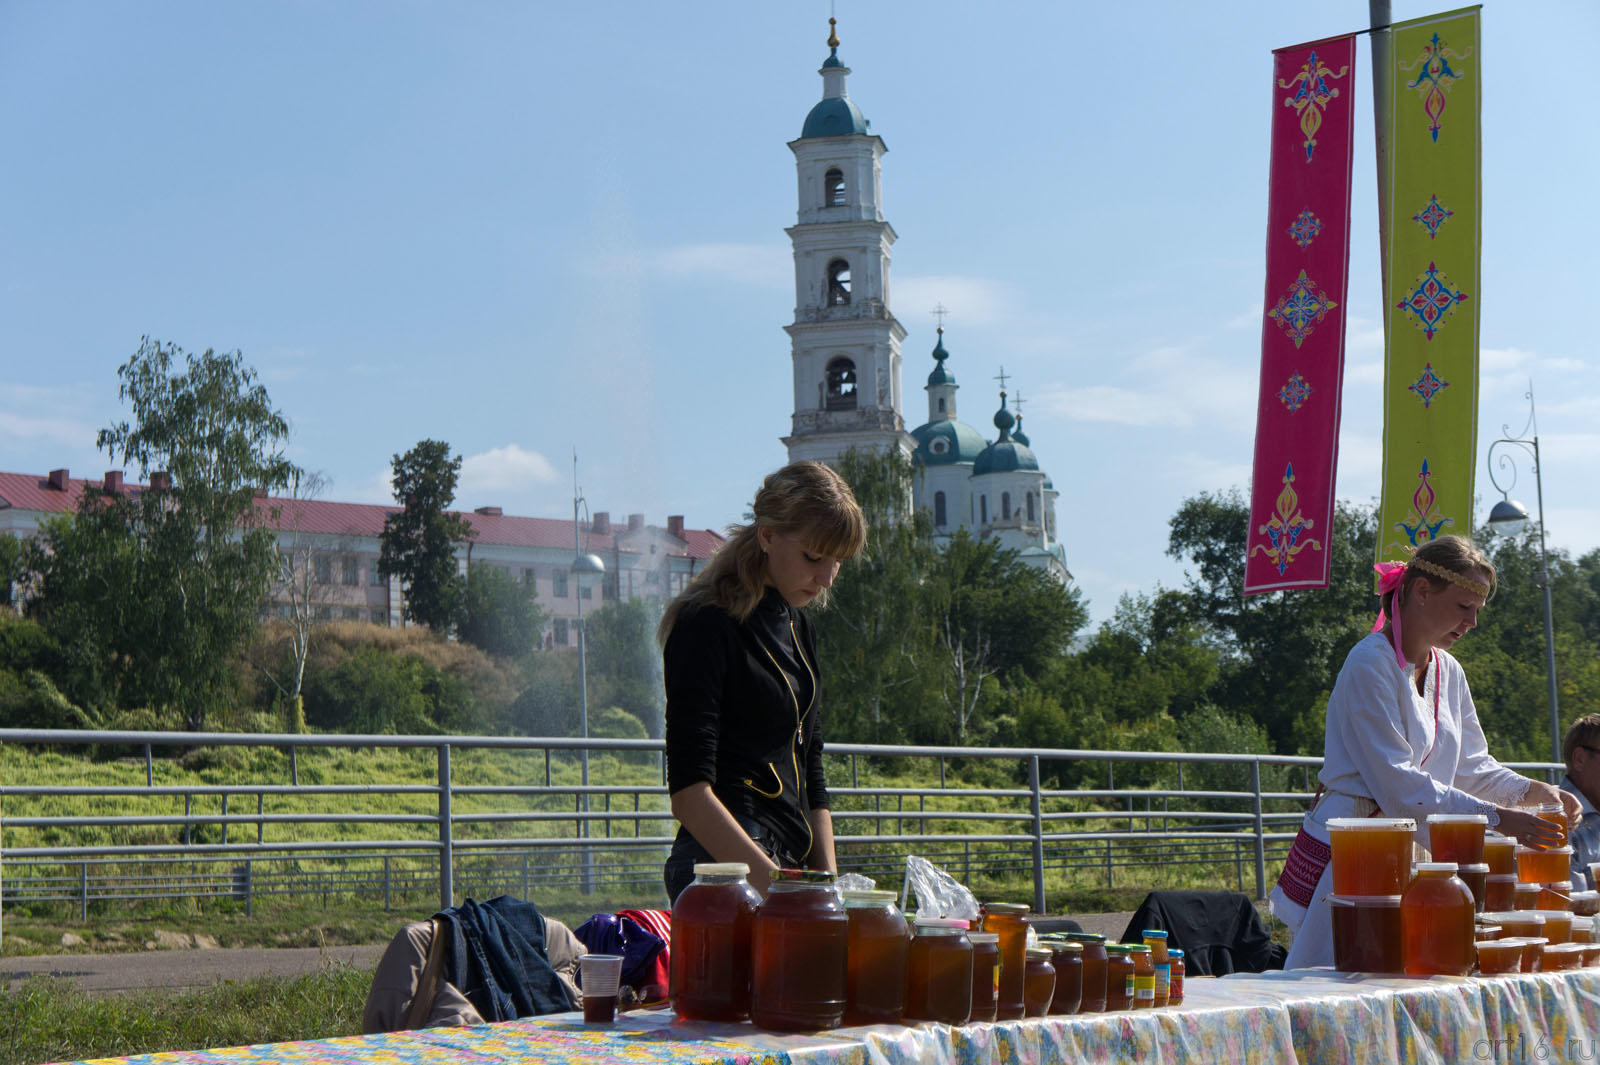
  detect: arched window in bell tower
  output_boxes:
[824,168,846,206]
[825,357,858,410]
[827,259,851,306]
[1002,492,1012,520]
[934,491,947,527]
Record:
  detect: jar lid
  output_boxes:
[1064,931,1106,943]
[1326,817,1417,831]
[692,862,750,876]
[1141,929,1168,940]
[1122,943,1150,954]
[1458,862,1491,873]
[1050,941,1083,954]
[1025,948,1054,961]
[1169,948,1184,958]
[1486,833,1518,846]
[1427,813,1489,824]
[982,902,1030,915]
[771,868,835,884]
[1480,911,1543,923]
[1414,861,1460,873]
[1104,943,1136,954]
[1328,894,1404,907]
[967,932,999,944]
[1530,910,1574,920]
[921,908,966,927]
[1486,873,1520,882]
[842,889,898,904]
[1515,844,1575,856]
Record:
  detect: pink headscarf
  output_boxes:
[1372,561,1410,671]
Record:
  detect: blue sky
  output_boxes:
[3,1,1596,625]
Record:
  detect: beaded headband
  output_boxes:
[1403,556,1492,598]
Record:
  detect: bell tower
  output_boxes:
[782,19,910,465]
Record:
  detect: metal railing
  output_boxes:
[1,728,1561,934]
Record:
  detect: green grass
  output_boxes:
[0,963,369,1065]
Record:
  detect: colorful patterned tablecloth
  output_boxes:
[60,968,1600,1065]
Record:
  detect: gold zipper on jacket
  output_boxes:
[744,617,817,858]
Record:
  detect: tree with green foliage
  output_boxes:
[458,562,547,659]
[582,597,666,737]
[0,533,26,608]
[27,338,299,729]
[378,440,472,633]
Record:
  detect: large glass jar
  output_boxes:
[1065,932,1108,1012]
[1141,930,1170,1007]
[669,862,761,1022]
[1401,861,1475,977]
[904,917,974,1026]
[980,902,1030,1020]
[967,932,1000,1023]
[750,869,849,1031]
[1022,948,1056,1018]
[1128,944,1155,1009]
[1103,945,1135,1011]
[1042,938,1082,1015]
[843,889,909,1026]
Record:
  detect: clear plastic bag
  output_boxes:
[835,872,876,893]
[900,854,981,922]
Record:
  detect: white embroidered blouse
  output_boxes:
[1317,632,1530,823]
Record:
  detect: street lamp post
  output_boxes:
[1485,385,1560,776]
[571,453,605,893]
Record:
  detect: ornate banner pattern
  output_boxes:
[1245,35,1357,593]
[1378,7,1481,563]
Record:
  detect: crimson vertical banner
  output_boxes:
[1245,36,1357,594]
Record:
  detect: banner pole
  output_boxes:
[1370,0,1392,298]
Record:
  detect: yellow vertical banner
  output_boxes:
[1378,7,1480,561]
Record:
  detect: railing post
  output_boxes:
[1029,755,1045,915]
[290,745,299,787]
[1251,759,1267,901]
[1105,838,1113,890]
[145,744,153,787]
[384,855,392,912]
[80,861,88,920]
[221,793,229,846]
[438,744,454,912]
[257,793,264,844]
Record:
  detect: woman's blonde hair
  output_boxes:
[1384,534,1497,620]
[658,460,867,643]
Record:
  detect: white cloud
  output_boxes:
[0,410,93,445]
[648,243,789,289]
[345,467,397,506]
[1031,345,1255,429]
[459,444,561,504]
[894,275,1018,329]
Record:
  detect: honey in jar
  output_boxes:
[1329,894,1404,973]
[967,932,1000,1022]
[979,902,1030,1021]
[1571,916,1594,944]
[1065,932,1108,1013]
[1042,938,1082,1015]
[1474,921,1502,941]
[1128,944,1156,1009]
[1457,863,1490,913]
[1519,936,1548,972]
[1103,945,1135,1011]
[1486,911,1545,940]
[842,889,909,1026]
[1401,862,1475,977]
[1571,891,1600,917]
[670,862,761,1022]
[1514,881,1541,910]
[1483,834,1517,876]
[1582,944,1600,967]
[1538,881,1574,911]
[1534,802,1570,847]
[750,869,848,1031]
[1474,938,1523,975]
[904,917,973,1026]
[1328,817,1417,896]
[1022,948,1056,1018]
[1141,930,1171,1007]
[1541,941,1586,971]
[1168,949,1185,1005]
[1485,874,1517,911]
[1427,813,1488,865]
[1530,910,1573,944]
[1517,845,1573,884]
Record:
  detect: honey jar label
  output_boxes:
[1134,974,1155,1002]
[1153,963,1170,998]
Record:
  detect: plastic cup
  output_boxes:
[580,953,624,1023]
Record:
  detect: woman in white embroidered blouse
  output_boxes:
[1274,535,1580,968]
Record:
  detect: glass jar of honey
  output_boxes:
[1475,937,1523,975]
[1329,894,1404,973]
[669,862,760,1022]
[1538,881,1574,911]
[750,869,848,1031]
[1534,802,1569,846]
[1457,863,1490,913]
[1485,874,1517,911]
[1427,813,1488,865]
[979,902,1030,1021]
[1530,909,1573,944]
[1022,948,1056,1018]
[1043,938,1082,1014]
[904,917,973,1026]
[1103,945,1135,1011]
[1401,862,1475,977]
[842,889,909,1026]
[1483,833,1517,876]
[1065,932,1108,1013]
[1517,845,1573,884]
[1128,944,1155,1009]
[1514,881,1541,910]
[1519,936,1548,972]
[1328,817,1417,896]
[1167,949,1185,1005]
[1141,929,1170,1007]
[967,932,1000,1022]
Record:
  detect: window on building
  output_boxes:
[313,605,332,621]
[370,609,387,626]
[341,606,362,620]
[1027,492,1036,522]
[342,556,359,586]
[934,491,947,527]
[826,259,851,306]
[314,554,333,584]
[523,567,536,585]
[1002,492,1012,520]
[552,569,569,598]
[824,167,846,206]
[580,583,593,600]
[554,618,569,645]
[603,573,619,600]
[370,563,386,586]
[980,496,988,524]
[938,398,946,413]
[825,357,858,411]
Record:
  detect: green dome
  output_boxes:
[973,393,1039,476]
[802,96,869,139]
[911,418,987,467]
[926,328,954,386]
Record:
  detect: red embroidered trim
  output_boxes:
[1277,827,1333,908]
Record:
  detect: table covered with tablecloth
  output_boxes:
[58,967,1600,1065]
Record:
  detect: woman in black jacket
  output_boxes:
[659,461,866,903]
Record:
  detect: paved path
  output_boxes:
[0,914,1137,995]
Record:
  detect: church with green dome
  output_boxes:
[780,20,1069,585]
